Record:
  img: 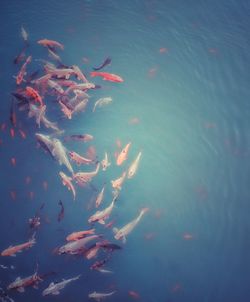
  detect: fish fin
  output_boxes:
[98,219,105,225]
[52,290,60,295]
[17,287,25,293]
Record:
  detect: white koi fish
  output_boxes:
[69,151,94,165]
[101,152,111,171]
[92,97,112,112]
[42,275,80,296]
[72,65,89,83]
[113,208,149,243]
[20,26,28,42]
[111,171,126,190]
[57,235,100,255]
[7,272,42,293]
[88,291,116,301]
[88,196,116,224]
[59,171,76,200]
[73,163,100,186]
[95,185,105,208]
[127,151,142,179]
[51,138,74,174]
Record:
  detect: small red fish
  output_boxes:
[128,117,140,125]
[10,191,16,201]
[42,181,48,191]
[159,47,168,53]
[1,123,6,131]
[11,157,16,166]
[128,291,140,299]
[29,191,34,200]
[19,129,27,139]
[183,233,194,240]
[90,71,123,83]
[10,128,15,138]
[25,176,31,185]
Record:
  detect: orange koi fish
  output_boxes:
[90,71,124,83]
[66,229,95,241]
[1,234,36,257]
[25,86,43,106]
[37,39,64,50]
[116,142,131,166]
[59,171,76,200]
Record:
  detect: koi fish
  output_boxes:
[72,65,89,83]
[7,272,42,293]
[113,208,149,243]
[13,46,26,64]
[47,47,62,63]
[1,233,36,256]
[20,26,28,44]
[47,79,64,95]
[69,151,94,166]
[101,152,111,171]
[95,185,105,208]
[66,229,95,241]
[116,142,131,165]
[73,163,100,186]
[57,235,100,255]
[25,86,43,106]
[59,171,76,200]
[51,138,74,174]
[64,134,93,142]
[16,55,32,85]
[90,71,123,83]
[128,290,140,299]
[88,291,116,301]
[88,195,116,224]
[35,133,55,159]
[59,100,72,119]
[58,200,64,222]
[127,151,142,179]
[111,171,126,190]
[10,99,17,128]
[93,97,112,112]
[37,39,64,50]
[84,244,101,260]
[92,57,112,71]
[42,275,80,296]
[64,82,96,94]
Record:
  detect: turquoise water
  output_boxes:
[0,1,250,301]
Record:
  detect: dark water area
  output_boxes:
[0,1,250,301]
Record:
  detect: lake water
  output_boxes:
[0,1,250,301]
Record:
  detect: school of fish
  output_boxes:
[0,26,147,302]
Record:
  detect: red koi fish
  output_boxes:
[1,233,36,257]
[90,71,123,83]
[25,86,43,106]
[37,39,64,50]
[66,229,95,241]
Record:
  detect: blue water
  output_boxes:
[1,0,250,301]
